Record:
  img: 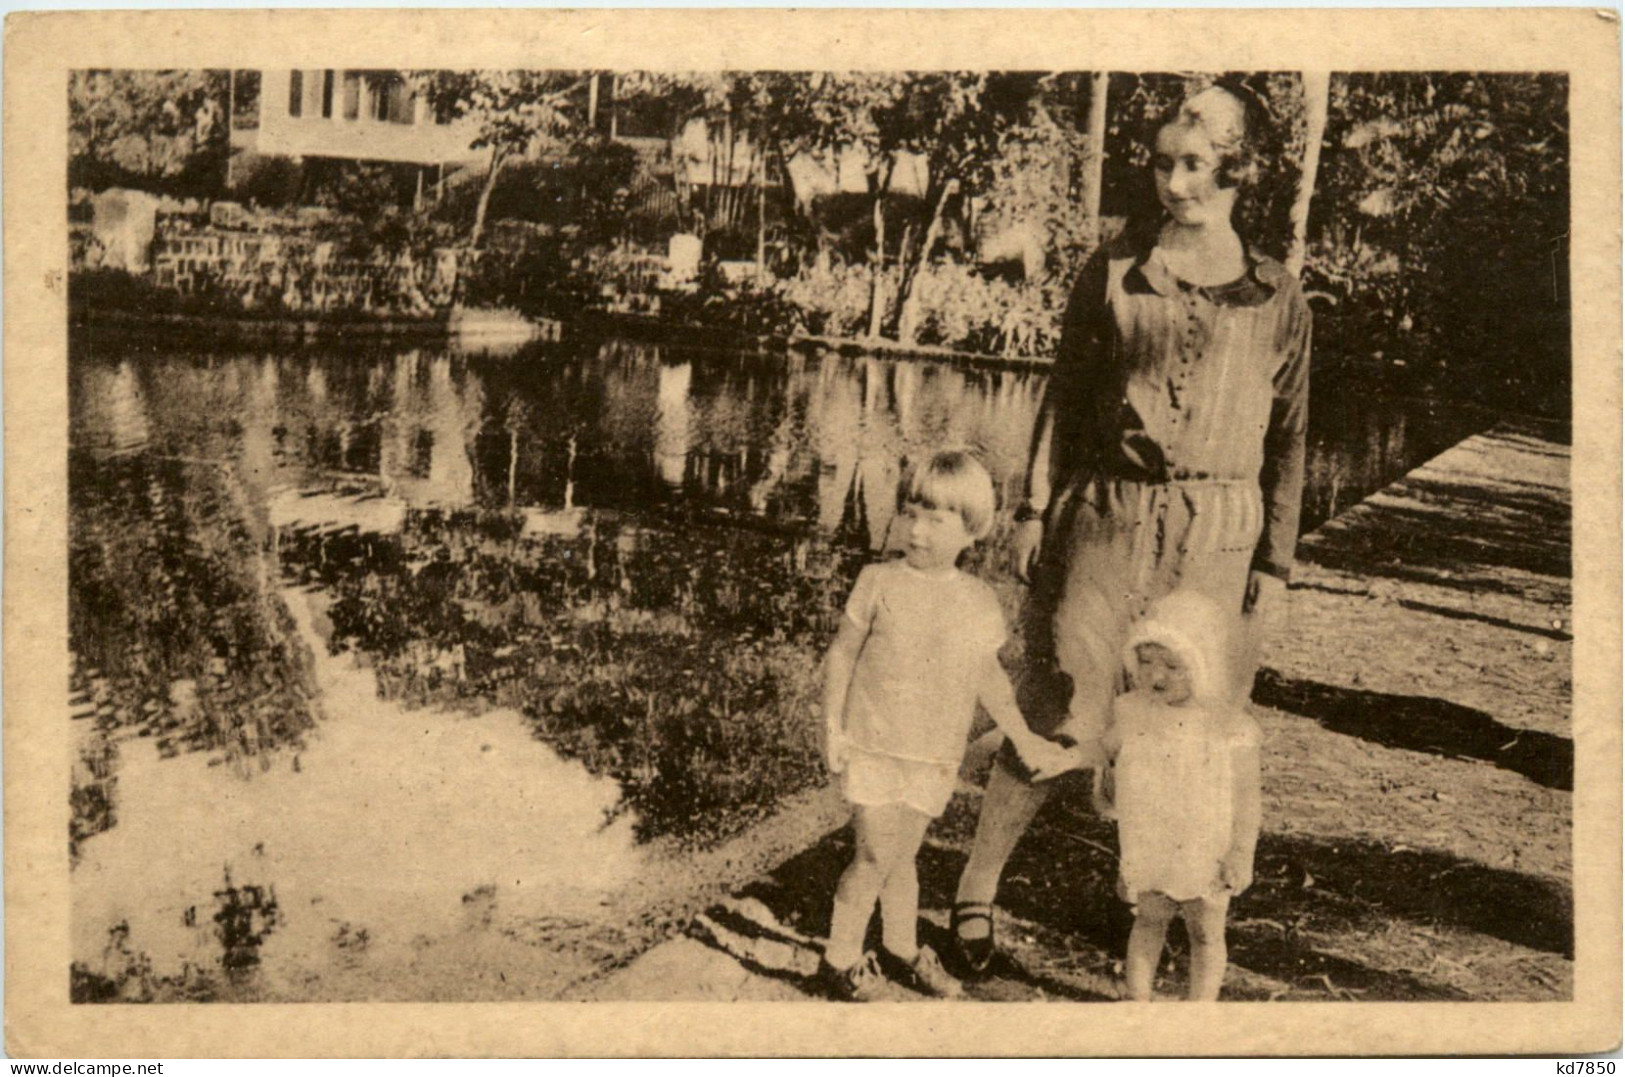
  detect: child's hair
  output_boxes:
[1121,590,1237,703]
[902,450,997,540]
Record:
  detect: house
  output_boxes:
[255,70,482,170]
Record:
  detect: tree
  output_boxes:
[416,70,594,247]
[771,72,1036,341]
[1312,72,1569,408]
[1080,72,1110,250]
[70,69,230,193]
[1286,72,1331,277]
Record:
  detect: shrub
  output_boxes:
[778,259,874,338]
[907,261,1062,358]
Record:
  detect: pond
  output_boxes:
[68,329,1487,998]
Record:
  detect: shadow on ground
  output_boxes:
[1253,668,1572,791]
[708,783,1569,1000]
[1299,432,1571,601]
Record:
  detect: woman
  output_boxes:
[949,81,1311,975]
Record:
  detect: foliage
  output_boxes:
[417,69,591,157]
[976,97,1100,279]
[906,262,1064,358]
[1308,73,1569,412]
[438,138,640,241]
[777,258,875,338]
[228,153,305,208]
[70,69,230,197]
[661,277,809,338]
[414,70,595,244]
[456,237,597,319]
[306,159,414,217]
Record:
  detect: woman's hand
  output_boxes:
[1243,570,1287,635]
[1011,519,1045,582]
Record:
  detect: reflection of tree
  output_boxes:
[70,451,318,783]
[654,359,692,489]
[279,505,866,843]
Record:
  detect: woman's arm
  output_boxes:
[1221,743,1263,893]
[1251,290,1312,586]
[1024,251,1112,512]
[1014,251,1112,579]
[821,614,867,772]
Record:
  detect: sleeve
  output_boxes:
[1252,286,1311,582]
[842,564,882,629]
[1025,248,1114,516]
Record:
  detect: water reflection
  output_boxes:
[68,329,1484,995]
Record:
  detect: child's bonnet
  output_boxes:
[1119,589,1239,706]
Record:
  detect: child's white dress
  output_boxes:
[1108,692,1260,904]
[839,559,1008,817]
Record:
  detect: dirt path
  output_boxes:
[583,419,1574,1003]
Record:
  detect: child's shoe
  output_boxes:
[818,951,885,1002]
[880,944,963,999]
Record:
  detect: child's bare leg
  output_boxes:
[878,807,933,960]
[828,805,922,969]
[1182,895,1231,1001]
[1124,892,1176,1001]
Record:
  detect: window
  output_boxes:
[368,74,416,125]
[342,71,361,120]
[322,70,335,119]
[288,70,303,117]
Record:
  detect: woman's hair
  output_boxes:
[1122,78,1280,248]
[1155,81,1272,192]
[902,450,997,541]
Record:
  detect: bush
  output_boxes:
[662,278,808,338]
[906,261,1062,358]
[778,259,874,338]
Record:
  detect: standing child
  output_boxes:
[1098,590,1262,1002]
[819,450,1070,1001]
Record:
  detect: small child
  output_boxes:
[820,450,1071,1001]
[1097,590,1262,1002]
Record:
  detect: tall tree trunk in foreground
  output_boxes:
[1080,72,1110,249]
[1287,71,1331,278]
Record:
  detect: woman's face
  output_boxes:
[1153,122,1238,230]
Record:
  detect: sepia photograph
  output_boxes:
[5,6,1620,1059]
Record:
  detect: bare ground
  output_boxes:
[583,419,1574,1003]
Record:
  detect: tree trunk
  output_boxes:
[866,165,894,339]
[507,427,519,506]
[470,143,508,249]
[1081,71,1109,249]
[755,147,767,278]
[896,178,959,344]
[1286,71,1331,278]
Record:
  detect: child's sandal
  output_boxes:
[950,901,996,977]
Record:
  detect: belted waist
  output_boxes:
[1081,469,1259,490]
